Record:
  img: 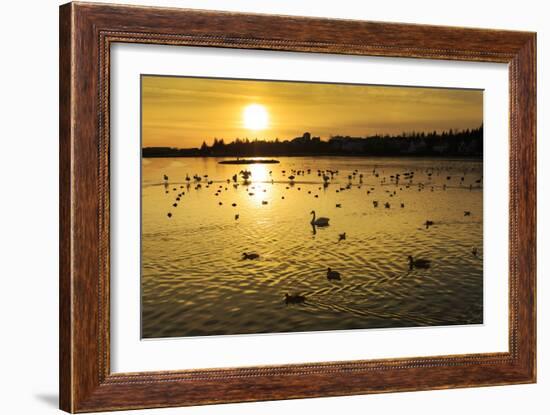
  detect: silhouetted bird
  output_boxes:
[326,267,341,280]
[284,293,306,305]
[242,252,260,260]
[338,233,346,242]
[408,255,431,270]
[310,211,330,227]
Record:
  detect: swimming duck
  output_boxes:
[284,293,306,304]
[408,255,431,270]
[326,267,341,280]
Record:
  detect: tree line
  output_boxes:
[142,126,483,158]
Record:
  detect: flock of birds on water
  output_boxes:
[159,164,483,306]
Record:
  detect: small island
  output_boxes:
[218,159,280,165]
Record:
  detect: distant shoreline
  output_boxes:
[142,153,483,160]
[142,127,483,159]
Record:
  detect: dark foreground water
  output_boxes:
[141,156,483,338]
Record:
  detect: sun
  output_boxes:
[243,104,269,130]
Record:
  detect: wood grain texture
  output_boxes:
[59,2,536,412]
[59,3,73,411]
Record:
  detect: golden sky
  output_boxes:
[142,75,483,148]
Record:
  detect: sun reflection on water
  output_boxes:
[249,163,269,183]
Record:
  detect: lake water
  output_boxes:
[141,156,483,338]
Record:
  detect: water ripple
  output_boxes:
[141,157,483,338]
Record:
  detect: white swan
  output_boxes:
[310,210,330,227]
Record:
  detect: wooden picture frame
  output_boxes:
[59,2,536,412]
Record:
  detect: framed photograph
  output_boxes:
[59,2,536,412]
